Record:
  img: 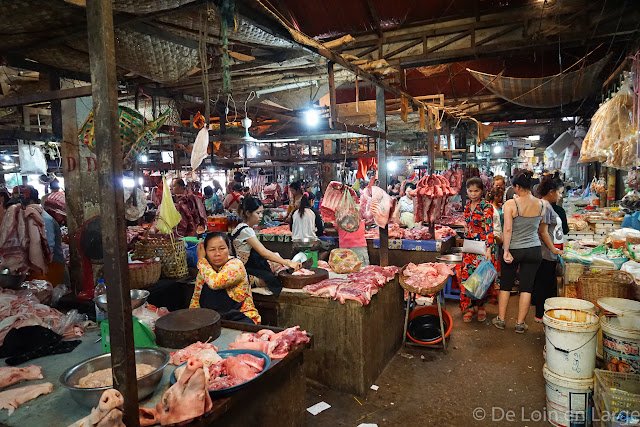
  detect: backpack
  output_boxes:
[228,224,249,257]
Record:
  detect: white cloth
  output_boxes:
[292,209,317,240]
[398,196,414,214]
[232,222,256,254]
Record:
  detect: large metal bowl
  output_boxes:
[59,348,169,407]
[93,289,149,313]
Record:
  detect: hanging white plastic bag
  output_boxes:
[18,140,48,175]
[190,126,209,171]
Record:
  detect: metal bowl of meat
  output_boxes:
[93,289,150,313]
[60,348,169,407]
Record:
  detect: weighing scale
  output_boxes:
[93,290,156,353]
[291,238,320,268]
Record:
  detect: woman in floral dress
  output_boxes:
[460,177,498,322]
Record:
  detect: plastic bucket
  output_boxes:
[601,316,640,374]
[543,298,602,359]
[597,297,640,329]
[544,297,596,315]
[543,364,594,427]
[544,309,600,379]
[406,305,452,345]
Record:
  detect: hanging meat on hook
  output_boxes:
[408,174,458,225]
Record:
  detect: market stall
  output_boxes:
[0,320,309,426]
[252,267,403,396]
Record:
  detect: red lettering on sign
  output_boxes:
[66,157,76,172]
[86,157,97,172]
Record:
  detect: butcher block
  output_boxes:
[277,268,329,289]
[155,308,221,348]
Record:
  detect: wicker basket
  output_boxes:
[399,265,449,296]
[134,235,188,279]
[129,259,161,289]
[577,270,634,304]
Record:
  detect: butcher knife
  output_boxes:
[286,253,312,273]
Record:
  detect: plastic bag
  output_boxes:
[335,189,360,232]
[20,280,53,305]
[463,259,497,300]
[606,248,629,269]
[329,248,362,274]
[51,284,70,307]
[190,125,209,171]
[132,303,169,331]
[156,176,182,233]
[18,140,48,175]
[52,309,89,337]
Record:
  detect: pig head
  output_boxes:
[68,389,125,427]
[139,357,213,426]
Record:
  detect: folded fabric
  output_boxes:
[0,325,81,366]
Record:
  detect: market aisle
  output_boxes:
[306,301,547,426]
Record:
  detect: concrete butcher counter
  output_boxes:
[0,321,308,427]
[252,275,404,395]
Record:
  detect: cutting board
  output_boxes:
[155,308,221,348]
[278,268,329,289]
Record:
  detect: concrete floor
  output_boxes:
[306,300,550,426]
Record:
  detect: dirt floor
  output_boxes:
[305,300,550,426]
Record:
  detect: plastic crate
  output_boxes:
[594,369,640,425]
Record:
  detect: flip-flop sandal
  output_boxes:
[477,307,487,322]
[463,309,474,322]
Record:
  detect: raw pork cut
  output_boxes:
[68,389,125,427]
[0,382,53,415]
[302,279,350,298]
[291,268,315,276]
[402,262,454,291]
[408,174,458,225]
[368,186,393,228]
[320,182,359,222]
[0,365,43,390]
[0,204,52,275]
[228,326,309,359]
[139,358,213,426]
[169,341,218,365]
[303,266,398,305]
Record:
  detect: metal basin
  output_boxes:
[93,289,149,313]
[436,254,463,264]
[59,348,169,407]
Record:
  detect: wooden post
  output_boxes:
[85,1,139,425]
[50,72,63,139]
[327,61,337,129]
[376,86,389,267]
[60,85,84,293]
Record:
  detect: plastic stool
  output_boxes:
[443,276,460,300]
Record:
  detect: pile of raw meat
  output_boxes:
[401,263,454,292]
[303,265,399,305]
[169,341,218,366]
[359,185,393,228]
[320,182,359,222]
[0,288,87,345]
[262,183,282,205]
[407,174,458,224]
[387,224,455,241]
[0,365,52,416]
[291,268,315,276]
[259,225,291,235]
[436,213,465,226]
[442,165,464,193]
[228,326,310,359]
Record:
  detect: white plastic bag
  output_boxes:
[190,126,209,171]
[18,140,48,175]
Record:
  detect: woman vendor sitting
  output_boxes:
[232,196,301,295]
[190,232,259,324]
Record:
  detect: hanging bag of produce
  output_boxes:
[463,259,497,300]
[335,188,360,232]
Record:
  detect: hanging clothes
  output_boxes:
[356,157,378,180]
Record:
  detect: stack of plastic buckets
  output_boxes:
[543,306,600,427]
[597,297,640,374]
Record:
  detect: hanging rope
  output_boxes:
[199,10,210,126]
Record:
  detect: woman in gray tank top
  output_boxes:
[492,171,544,333]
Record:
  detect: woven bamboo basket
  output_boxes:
[134,235,188,279]
[129,259,161,289]
[577,270,634,304]
[399,265,449,296]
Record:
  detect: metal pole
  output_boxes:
[376,86,389,267]
[85,1,139,425]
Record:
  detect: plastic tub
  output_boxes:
[406,305,452,345]
[601,316,640,374]
[597,298,640,329]
[544,308,600,379]
[543,364,594,427]
[545,297,597,315]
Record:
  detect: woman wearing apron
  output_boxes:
[189,232,259,324]
[232,196,301,295]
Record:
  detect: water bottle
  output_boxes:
[94,279,107,322]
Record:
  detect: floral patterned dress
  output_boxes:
[190,257,260,324]
[460,199,498,312]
